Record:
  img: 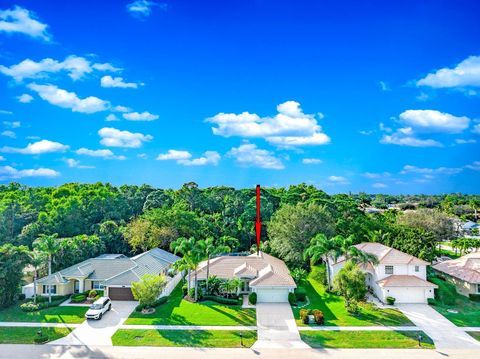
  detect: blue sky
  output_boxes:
[0,0,479,193]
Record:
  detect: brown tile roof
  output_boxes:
[194,251,296,288]
[377,275,438,288]
[433,252,480,284]
[354,242,429,265]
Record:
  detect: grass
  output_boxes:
[439,249,461,259]
[112,329,256,347]
[0,303,87,324]
[300,330,434,349]
[468,332,480,342]
[428,277,480,327]
[0,326,72,344]
[293,265,413,327]
[125,283,256,326]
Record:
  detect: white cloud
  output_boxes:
[0,55,120,82]
[28,83,110,114]
[112,105,130,113]
[0,166,59,180]
[328,175,349,184]
[400,165,462,175]
[207,101,330,147]
[372,182,388,188]
[379,81,390,91]
[363,172,391,179]
[65,158,94,169]
[100,75,140,89]
[228,143,284,170]
[455,139,476,144]
[122,111,158,121]
[76,147,126,160]
[466,161,480,171]
[127,0,166,18]
[417,56,480,88]
[178,151,221,166]
[157,150,192,161]
[3,121,20,128]
[1,139,69,154]
[380,134,443,147]
[399,110,470,134]
[416,92,430,102]
[17,93,33,103]
[0,155,5,161]
[302,158,322,164]
[98,127,153,148]
[106,114,119,122]
[0,6,51,41]
[473,124,480,134]
[0,110,13,115]
[359,130,373,136]
[1,130,16,138]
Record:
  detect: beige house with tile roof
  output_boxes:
[329,242,437,304]
[433,252,480,297]
[191,251,296,303]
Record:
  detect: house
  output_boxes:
[35,248,180,301]
[432,252,480,297]
[462,221,480,235]
[329,242,437,304]
[191,251,296,303]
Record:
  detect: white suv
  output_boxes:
[85,297,111,320]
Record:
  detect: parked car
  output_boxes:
[85,297,111,320]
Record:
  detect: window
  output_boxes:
[92,281,104,290]
[385,265,394,274]
[415,265,419,272]
[43,285,56,294]
[477,284,480,294]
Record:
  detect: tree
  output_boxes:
[29,250,46,304]
[291,267,307,285]
[131,273,167,308]
[333,261,367,313]
[396,209,455,243]
[125,218,177,252]
[0,244,30,307]
[203,237,230,293]
[220,278,242,298]
[268,202,335,265]
[33,233,62,303]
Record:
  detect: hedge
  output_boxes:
[203,295,241,305]
[299,308,324,325]
[248,292,257,305]
[288,292,296,305]
[70,294,87,303]
[135,296,169,312]
[469,293,480,302]
[294,287,306,302]
[386,296,396,305]
[20,295,69,312]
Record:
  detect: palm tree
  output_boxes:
[29,250,46,304]
[203,237,230,294]
[33,234,62,304]
[347,246,379,266]
[304,233,343,289]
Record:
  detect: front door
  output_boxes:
[74,280,79,293]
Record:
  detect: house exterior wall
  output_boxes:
[36,280,74,296]
[374,264,426,281]
[436,271,478,297]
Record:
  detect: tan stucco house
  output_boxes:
[36,248,180,300]
[433,252,480,297]
[191,251,296,303]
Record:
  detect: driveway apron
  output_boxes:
[252,303,310,349]
[48,301,137,346]
[396,303,480,349]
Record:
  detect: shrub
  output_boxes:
[188,288,196,299]
[299,309,311,324]
[135,295,169,311]
[248,292,257,305]
[33,335,49,344]
[20,302,40,312]
[182,284,188,296]
[70,294,87,303]
[386,296,396,305]
[18,293,26,301]
[346,301,359,314]
[88,290,97,298]
[311,309,324,325]
[469,293,480,302]
[203,295,240,305]
[288,292,296,305]
[294,287,306,302]
[427,298,436,306]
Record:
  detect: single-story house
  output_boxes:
[432,252,480,297]
[35,248,180,301]
[191,251,296,303]
[329,242,437,304]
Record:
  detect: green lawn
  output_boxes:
[293,266,413,326]
[125,283,256,326]
[428,278,480,327]
[112,329,256,347]
[468,332,480,342]
[0,304,87,324]
[0,326,73,344]
[300,330,434,349]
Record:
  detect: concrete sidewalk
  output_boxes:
[298,325,420,331]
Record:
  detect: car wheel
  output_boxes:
[99,313,102,320]
[108,304,111,311]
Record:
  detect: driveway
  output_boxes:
[396,303,480,349]
[252,303,309,349]
[48,301,137,346]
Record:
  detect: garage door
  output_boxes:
[387,287,425,303]
[256,288,289,303]
[108,287,135,301]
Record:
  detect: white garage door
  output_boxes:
[256,288,289,303]
[387,287,425,303]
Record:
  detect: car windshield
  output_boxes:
[90,304,102,310]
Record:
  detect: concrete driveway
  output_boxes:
[48,301,137,346]
[396,303,480,349]
[252,303,309,349]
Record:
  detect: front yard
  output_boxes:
[428,278,480,327]
[0,303,87,324]
[0,327,73,344]
[300,330,434,348]
[293,266,413,326]
[125,283,256,326]
[112,329,256,347]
